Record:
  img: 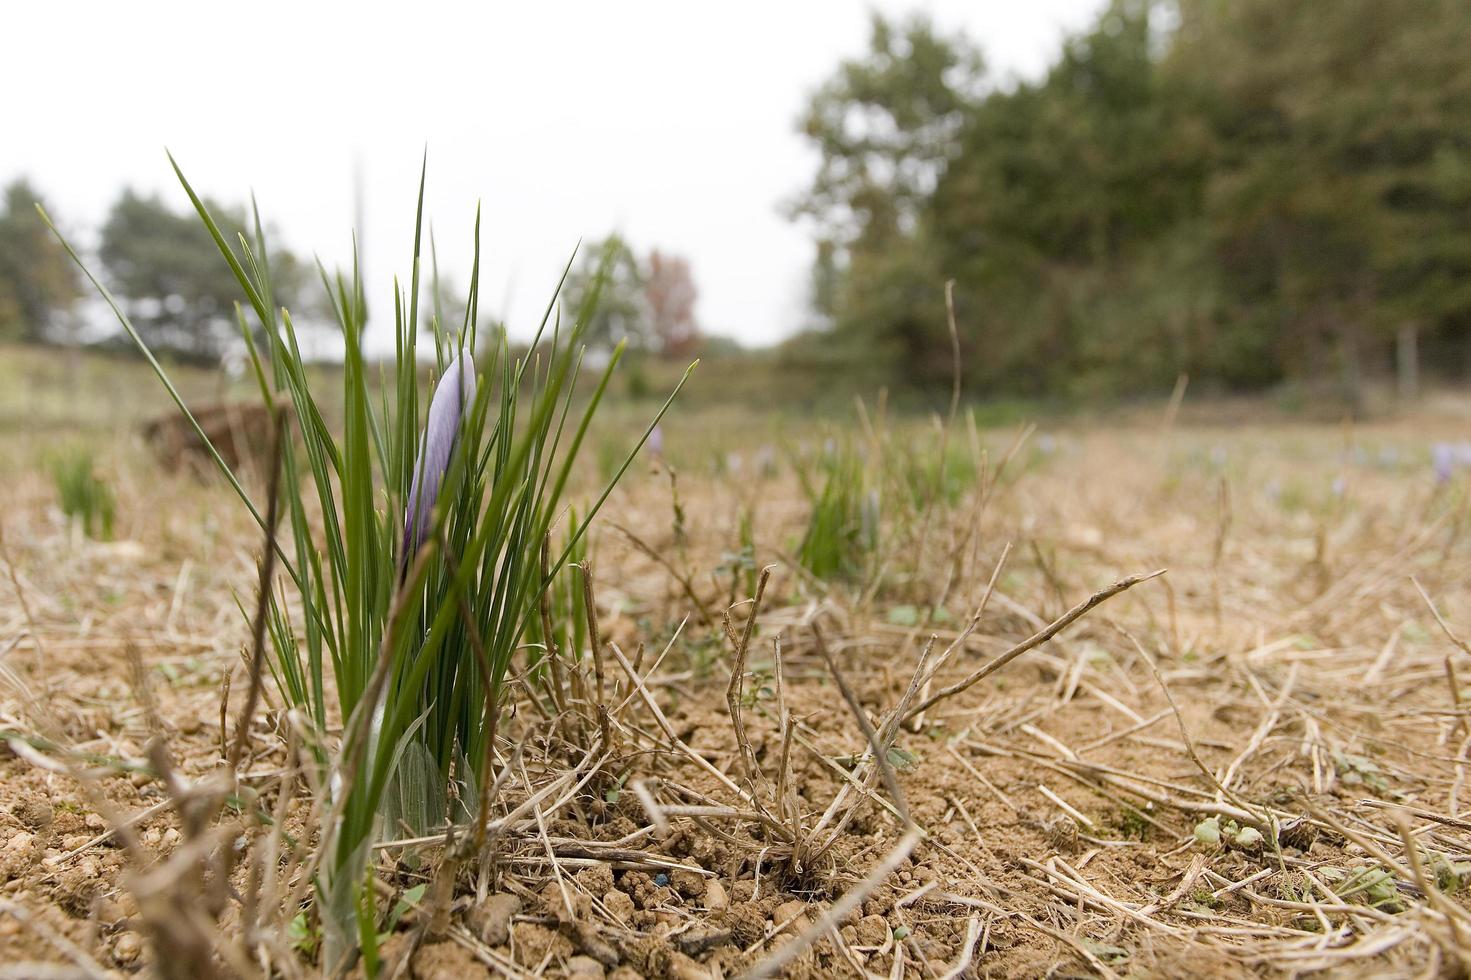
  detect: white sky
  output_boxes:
[5,0,1102,349]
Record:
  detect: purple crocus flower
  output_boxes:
[1433,443,1455,484]
[647,424,664,461]
[403,352,477,563]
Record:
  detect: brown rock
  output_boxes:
[669,868,706,900]
[724,903,766,947]
[54,867,100,916]
[112,932,143,965]
[854,914,889,947]
[567,955,606,978]
[13,797,53,831]
[603,888,636,922]
[542,880,592,920]
[772,900,810,932]
[703,879,728,911]
[467,892,521,947]
[4,831,35,854]
[575,865,616,895]
[0,831,36,879]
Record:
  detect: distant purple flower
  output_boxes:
[403,352,477,562]
[647,424,664,461]
[1431,441,1471,484]
[1433,443,1456,484]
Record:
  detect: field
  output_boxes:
[4,344,1471,979]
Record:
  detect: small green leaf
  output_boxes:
[379,882,428,943]
[1193,817,1221,846]
[887,605,921,626]
[288,912,318,954]
[886,746,918,770]
[1232,826,1264,849]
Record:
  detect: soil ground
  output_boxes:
[5,354,1471,978]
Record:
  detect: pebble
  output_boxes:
[603,889,636,921]
[467,892,521,947]
[567,956,606,978]
[854,914,889,947]
[13,798,53,830]
[113,932,142,964]
[773,900,810,932]
[703,879,728,911]
[669,868,705,900]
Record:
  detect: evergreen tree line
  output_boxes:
[786,0,1471,406]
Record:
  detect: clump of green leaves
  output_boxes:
[896,435,976,509]
[1334,752,1391,794]
[1194,816,1263,851]
[51,449,115,539]
[46,158,693,972]
[1320,864,1407,913]
[1431,851,1471,893]
[719,506,759,603]
[795,440,879,582]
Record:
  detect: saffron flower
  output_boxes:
[1432,441,1471,484]
[404,352,477,561]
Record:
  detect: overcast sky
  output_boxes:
[5,0,1102,349]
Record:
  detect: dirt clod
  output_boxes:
[412,940,490,980]
[511,922,573,968]
[467,892,521,947]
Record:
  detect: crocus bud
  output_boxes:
[404,352,477,562]
[1434,442,1456,484]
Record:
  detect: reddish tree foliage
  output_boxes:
[644,250,700,357]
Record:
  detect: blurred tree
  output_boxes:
[931,0,1215,394]
[791,13,985,260]
[563,234,648,351]
[99,189,310,364]
[1171,0,1471,409]
[643,250,700,356]
[0,178,82,343]
[792,0,1471,402]
[788,13,985,389]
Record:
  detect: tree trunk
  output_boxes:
[1396,323,1419,402]
[1337,321,1366,419]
